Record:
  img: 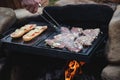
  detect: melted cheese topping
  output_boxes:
[24,27,43,36]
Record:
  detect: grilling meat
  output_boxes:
[82,28,100,39]
[45,34,65,48]
[71,27,83,37]
[61,26,71,33]
[75,36,94,46]
[45,27,100,53]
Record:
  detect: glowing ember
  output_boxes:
[65,60,85,80]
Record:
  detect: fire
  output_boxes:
[65,60,85,80]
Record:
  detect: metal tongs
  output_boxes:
[39,4,61,33]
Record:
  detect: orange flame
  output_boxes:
[65,60,85,80]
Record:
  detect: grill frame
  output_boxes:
[1,21,107,62]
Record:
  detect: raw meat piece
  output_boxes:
[61,27,71,34]
[45,38,65,48]
[75,36,94,46]
[71,27,83,37]
[82,28,100,39]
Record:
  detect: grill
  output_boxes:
[1,23,107,62]
[0,4,114,80]
[1,4,114,62]
[1,23,106,62]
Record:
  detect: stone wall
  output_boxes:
[101,5,120,80]
[0,7,16,34]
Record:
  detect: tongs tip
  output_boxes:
[39,3,42,7]
[53,25,61,33]
[38,3,61,33]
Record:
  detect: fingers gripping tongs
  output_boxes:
[38,4,61,33]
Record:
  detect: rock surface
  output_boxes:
[101,5,120,80]
[14,7,43,20]
[101,65,120,80]
[107,5,120,64]
[55,0,96,6]
[0,7,16,34]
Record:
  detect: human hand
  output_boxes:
[21,0,42,13]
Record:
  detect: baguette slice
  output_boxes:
[10,24,36,38]
[23,26,48,42]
